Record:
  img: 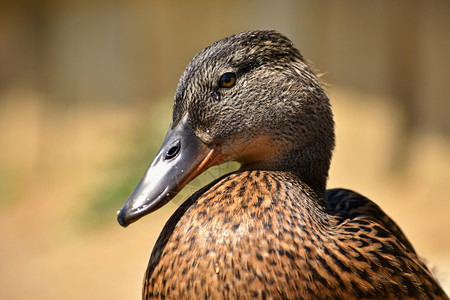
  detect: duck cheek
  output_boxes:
[221,135,282,165]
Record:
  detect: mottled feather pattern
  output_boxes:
[116,30,450,299]
[143,171,447,299]
[326,188,416,253]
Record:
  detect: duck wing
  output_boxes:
[326,188,448,298]
[326,188,416,253]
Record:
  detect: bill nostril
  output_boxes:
[165,140,180,160]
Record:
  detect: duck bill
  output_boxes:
[117,115,225,227]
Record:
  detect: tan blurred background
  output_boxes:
[0,0,449,299]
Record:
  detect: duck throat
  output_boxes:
[239,143,332,201]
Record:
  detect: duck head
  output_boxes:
[118,30,335,227]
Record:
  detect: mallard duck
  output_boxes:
[117,30,448,299]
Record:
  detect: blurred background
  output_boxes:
[0,0,449,298]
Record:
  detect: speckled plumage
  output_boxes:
[143,171,446,299]
[119,30,448,299]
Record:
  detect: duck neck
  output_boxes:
[290,147,330,200]
[240,143,331,201]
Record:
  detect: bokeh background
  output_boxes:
[0,0,449,299]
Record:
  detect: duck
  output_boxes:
[117,30,448,299]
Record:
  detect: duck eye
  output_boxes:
[219,72,236,88]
